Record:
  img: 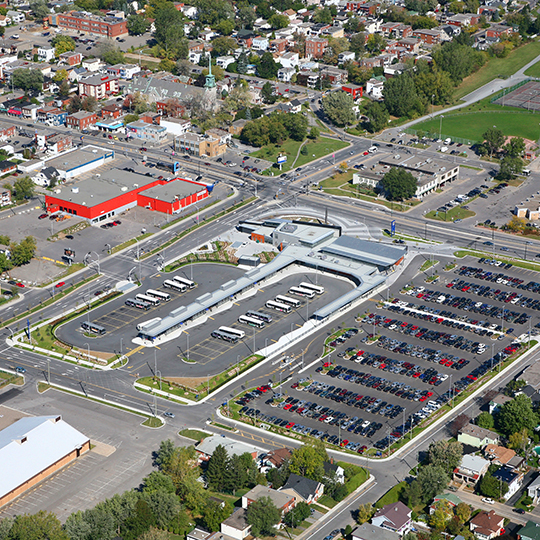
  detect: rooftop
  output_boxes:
[45,145,113,175]
[195,435,260,459]
[141,179,207,203]
[243,485,294,509]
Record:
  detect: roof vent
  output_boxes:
[121,186,128,191]
[72,186,79,193]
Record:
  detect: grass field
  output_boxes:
[525,60,540,77]
[251,137,349,173]
[454,40,540,101]
[426,207,476,222]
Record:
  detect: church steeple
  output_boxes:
[205,53,215,89]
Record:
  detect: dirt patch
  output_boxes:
[167,376,209,388]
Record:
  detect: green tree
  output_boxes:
[349,32,366,54]
[505,137,525,158]
[13,177,35,201]
[381,167,418,201]
[482,127,505,157]
[246,496,281,537]
[122,498,155,540]
[384,72,421,117]
[12,69,43,92]
[127,14,150,35]
[309,127,320,140]
[356,503,374,524]
[283,502,310,528]
[10,511,68,540]
[195,0,234,26]
[497,154,524,181]
[257,52,280,79]
[268,13,290,29]
[454,502,471,524]
[51,35,75,56]
[261,81,276,104]
[266,461,289,489]
[10,237,36,266]
[0,235,9,246]
[0,518,13,540]
[207,444,230,492]
[427,440,463,475]
[497,394,538,437]
[142,471,176,494]
[415,465,449,504]
[176,59,192,76]
[322,91,355,127]
[432,41,485,84]
[479,472,508,499]
[289,442,328,481]
[429,500,452,530]
[81,96,98,112]
[53,69,68,82]
[477,412,495,430]
[366,33,386,54]
[216,19,234,35]
[211,37,236,57]
[68,95,82,114]
[98,42,124,65]
[508,427,529,452]
[141,490,182,530]
[138,528,170,540]
[58,80,71,98]
[313,7,332,24]
[29,0,50,20]
[237,4,256,29]
[364,101,389,133]
[201,499,233,532]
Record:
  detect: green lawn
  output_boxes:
[525,60,540,77]
[251,137,349,173]
[179,429,209,440]
[426,207,476,222]
[454,40,540,101]
[374,481,407,509]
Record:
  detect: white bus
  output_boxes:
[238,315,265,328]
[300,282,325,295]
[81,321,106,335]
[219,326,245,339]
[246,310,272,323]
[126,298,150,310]
[211,330,238,343]
[289,286,315,299]
[163,279,187,292]
[173,276,196,289]
[147,289,171,302]
[275,294,301,308]
[136,293,160,306]
[137,317,162,331]
[266,300,292,313]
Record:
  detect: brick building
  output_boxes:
[305,37,328,59]
[78,75,119,98]
[53,11,128,37]
[66,111,97,130]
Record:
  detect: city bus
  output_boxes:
[275,294,301,308]
[289,286,315,299]
[81,321,106,335]
[173,276,196,289]
[163,279,187,292]
[266,300,292,313]
[137,317,162,332]
[219,326,245,339]
[238,315,265,328]
[246,310,273,323]
[136,293,160,306]
[299,282,325,295]
[211,330,238,343]
[146,289,171,302]
[126,298,150,310]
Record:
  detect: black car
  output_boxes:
[513,508,526,514]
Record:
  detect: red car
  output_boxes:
[38,213,48,219]
[55,281,65,288]
[15,282,25,288]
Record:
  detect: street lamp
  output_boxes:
[439,115,444,140]
[84,342,90,361]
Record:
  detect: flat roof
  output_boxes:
[45,145,113,173]
[141,180,206,202]
[379,155,459,177]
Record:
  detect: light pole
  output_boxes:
[84,342,90,361]
[186,332,189,360]
[135,238,140,260]
[157,370,162,391]
[431,94,435,118]
[120,337,123,356]
[439,115,444,140]
[237,354,241,376]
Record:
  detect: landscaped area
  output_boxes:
[524,60,540,77]
[425,207,476,222]
[251,137,349,174]
[453,40,540,101]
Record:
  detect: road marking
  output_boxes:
[125,345,145,357]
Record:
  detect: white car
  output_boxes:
[481,498,495,505]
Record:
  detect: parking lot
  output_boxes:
[233,256,538,454]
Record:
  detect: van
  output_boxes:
[444,138,451,144]
[437,295,446,304]
[368,146,377,153]
[523,169,531,176]
[440,146,448,152]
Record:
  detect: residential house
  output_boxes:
[195,435,258,463]
[139,112,161,125]
[321,66,348,84]
[372,502,412,536]
[38,46,55,63]
[6,10,24,23]
[527,476,540,504]
[396,37,421,54]
[305,37,328,59]
[189,50,202,64]
[489,393,512,414]
[362,56,384,69]
[352,524,400,540]
[0,188,10,206]
[342,83,363,100]
[470,510,505,540]
[270,38,288,53]
[322,26,344,39]
[412,28,442,45]
[0,161,16,175]
[229,118,247,136]
[156,98,187,118]
[453,454,490,486]
[160,117,191,136]
[458,424,500,448]
[187,527,211,540]
[278,67,295,82]
[366,77,384,99]
[323,461,345,484]
[483,445,516,466]
[486,24,513,39]
[338,51,355,63]
[280,473,324,504]
[429,493,462,514]
[216,56,235,69]
[100,103,123,119]
[260,448,292,472]
[493,465,523,500]
[252,36,269,51]
[0,15,11,26]
[447,13,481,27]
[59,51,82,66]
[279,51,299,69]
[0,125,16,141]
[32,166,59,187]
[46,134,72,155]
[66,111,97,131]
[79,75,119,98]
[221,508,251,540]
[82,58,103,72]
[241,485,295,515]
[126,120,167,142]
[287,98,302,113]
[37,106,68,127]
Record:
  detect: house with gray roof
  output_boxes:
[372,501,412,536]
[353,523,400,540]
[195,435,260,463]
[280,473,324,504]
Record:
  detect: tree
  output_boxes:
[53,69,68,82]
[97,42,124,65]
[479,472,508,499]
[366,33,386,54]
[289,442,328,481]
[505,137,525,158]
[246,496,281,537]
[497,393,538,437]
[154,3,185,56]
[432,40,485,84]
[10,511,68,540]
[29,0,50,20]
[237,3,256,29]
[477,412,495,430]
[349,32,366,54]
[313,7,332,24]
[202,499,233,532]
[268,13,290,29]
[12,69,43,92]
[322,91,355,127]
[13,177,35,201]
[206,444,230,492]
[283,502,310,528]
[195,0,234,27]
[428,440,463,475]
[364,101,389,133]
[81,96,98,112]
[482,127,505,157]
[68,95,82,114]
[384,73,421,118]
[508,427,529,452]
[142,471,176,494]
[404,479,424,508]
[257,52,280,79]
[159,58,176,72]
[127,14,150,35]
[261,81,276,104]
[122,498,156,540]
[176,59,192,76]
[415,465,449,504]
[0,518,13,540]
[211,37,236,57]
[429,500,452,530]
[455,502,471,524]
[381,167,418,201]
[10,237,36,266]
[356,503,374,524]
[51,35,75,56]
[138,528,170,540]
[309,127,320,140]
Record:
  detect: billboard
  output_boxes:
[277,155,287,164]
[390,220,396,237]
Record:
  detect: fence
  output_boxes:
[403,128,479,145]
[490,78,532,104]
